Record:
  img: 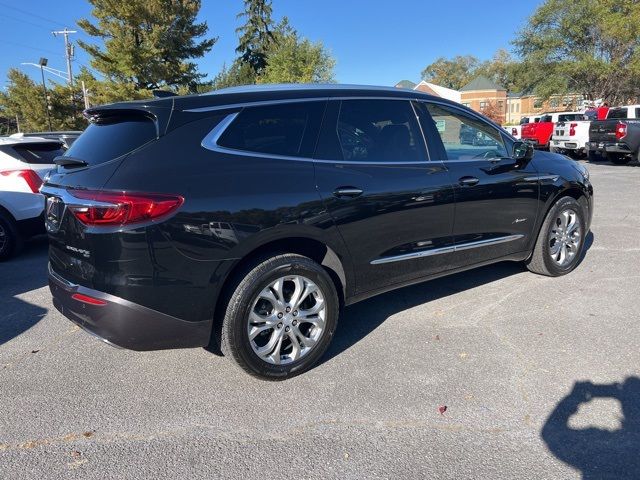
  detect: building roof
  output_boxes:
[395,80,417,90]
[460,76,505,92]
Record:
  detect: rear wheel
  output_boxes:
[526,197,586,277]
[221,253,339,379]
[0,211,23,261]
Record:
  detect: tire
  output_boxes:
[526,197,586,277]
[608,153,631,165]
[221,253,339,379]
[0,211,23,261]
[587,150,601,162]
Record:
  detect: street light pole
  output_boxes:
[38,57,53,131]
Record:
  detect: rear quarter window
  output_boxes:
[64,116,157,165]
[12,142,65,164]
[216,101,325,158]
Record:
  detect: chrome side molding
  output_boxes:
[371,234,525,265]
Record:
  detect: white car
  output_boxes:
[0,135,65,259]
[550,113,590,157]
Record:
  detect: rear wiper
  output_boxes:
[54,156,88,168]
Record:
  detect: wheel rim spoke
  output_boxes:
[548,207,582,267]
[248,273,327,365]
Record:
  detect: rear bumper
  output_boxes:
[523,138,548,149]
[552,139,584,151]
[586,141,632,154]
[49,264,212,351]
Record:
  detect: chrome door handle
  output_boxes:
[458,176,480,187]
[333,187,363,198]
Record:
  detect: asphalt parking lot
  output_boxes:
[1,159,639,479]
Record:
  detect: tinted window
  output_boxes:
[217,101,325,158]
[607,108,628,119]
[12,142,65,164]
[558,114,584,122]
[65,116,156,166]
[335,100,425,162]
[424,103,508,160]
[540,115,552,123]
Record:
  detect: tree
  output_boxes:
[514,0,640,103]
[77,0,216,94]
[479,100,504,123]
[258,19,335,84]
[0,69,85,132]
[235,0,276,77]
[476,49,523,92]
[421,55,479,90]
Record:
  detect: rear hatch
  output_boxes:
[589,120,621,144]
[42,103,171,286]
[0,140,65,191]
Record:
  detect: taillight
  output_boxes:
[569,123,577,136]
[0,169,43,193]
[616,122,627,139]
[511,128,518,136]
[67,190,184,226]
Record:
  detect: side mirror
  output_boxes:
[513,141,534,161]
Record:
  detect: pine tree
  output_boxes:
[77,0,216,92]
[235,0,276,76]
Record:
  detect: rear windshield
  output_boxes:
[558,114,584,122]
[607,108,628,119]
[12,142,65,164]
[64,116,157,165]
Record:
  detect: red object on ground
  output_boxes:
[438,405,447,415]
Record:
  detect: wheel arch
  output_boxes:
[208,234,351,353]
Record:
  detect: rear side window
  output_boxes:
[217,101,325,158]
[64,116,157,165]
[12,142,65,164]
[333,99,425,162]
[540,115,552,122]
[607,108,628,119]
[558,114,584,122]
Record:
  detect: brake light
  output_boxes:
[67,190,184,226]
[616,122,627,139]
[72,293,107,306]
[0,169,43,193]
[569,123,577,136]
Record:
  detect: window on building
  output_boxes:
[534,99,543,109]
[462,102,470,107]
[479,101,487,110]
[516,104,520,113]
[550,98,559,108]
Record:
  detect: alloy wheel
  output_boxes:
[548,208,582,267]
[247,274,326,365]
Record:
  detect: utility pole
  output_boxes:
[52,28,77,86]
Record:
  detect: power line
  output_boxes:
[0,39,63,57]
[0,12,52,30]
[0,2,68,28]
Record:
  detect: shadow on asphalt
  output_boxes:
[0,236,49,345]
[542,377,640,479]
[323,231,595,366]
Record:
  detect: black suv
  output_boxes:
[41,84,593,379]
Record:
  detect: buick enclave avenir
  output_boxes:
[41,84,593,379]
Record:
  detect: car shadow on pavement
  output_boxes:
[322,260,526,364]
[542,377,640,479]
[322,231,595,367]
[0,236,49,346]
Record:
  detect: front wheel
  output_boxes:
[221,254,339,379]
[526,197,586,276]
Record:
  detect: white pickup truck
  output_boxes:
[550,113,590,157]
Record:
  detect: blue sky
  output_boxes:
[0,0,544,89]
